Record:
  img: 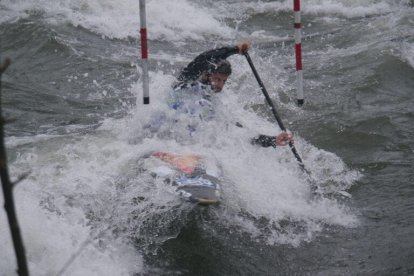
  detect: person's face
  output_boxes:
[209,73,229,93]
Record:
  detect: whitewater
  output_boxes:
[1,0,413,275]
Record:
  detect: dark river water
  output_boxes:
[1,0,413,275]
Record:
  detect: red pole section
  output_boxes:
[294,0,304,106]
[139,0,149,104]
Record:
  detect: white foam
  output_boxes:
[0,0,234,41]
[212,0,408,22]
[303,0,396,18]
[126,58,360,245]
[2,131,146,275]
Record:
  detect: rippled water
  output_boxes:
[1,0,413,275]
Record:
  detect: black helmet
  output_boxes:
[209,59,232,76]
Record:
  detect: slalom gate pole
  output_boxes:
[294,0,304,106]
[244,53,307,173]
[139,0,150,104]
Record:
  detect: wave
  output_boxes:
[0,0,234,41]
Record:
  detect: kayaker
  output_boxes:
[173,43,294,148]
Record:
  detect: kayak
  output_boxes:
[146,151,220,205]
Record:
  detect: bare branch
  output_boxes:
[1,57,30,275]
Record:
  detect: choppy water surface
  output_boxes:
[1,0,413,275]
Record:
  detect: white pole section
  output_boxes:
[139,0,149,104]
[294,0,304,106]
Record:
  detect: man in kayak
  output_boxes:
[173,43,249,92]
[172,42,294,148]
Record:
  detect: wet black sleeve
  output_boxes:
[177,46,239,83]
[251,135,277,148]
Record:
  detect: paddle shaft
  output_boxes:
[244,52,306,170]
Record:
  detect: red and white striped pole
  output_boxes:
[294,0,304,106]
[139,0,149,104]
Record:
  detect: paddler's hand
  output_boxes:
[275,132,294,146]
[237,42,250,55]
